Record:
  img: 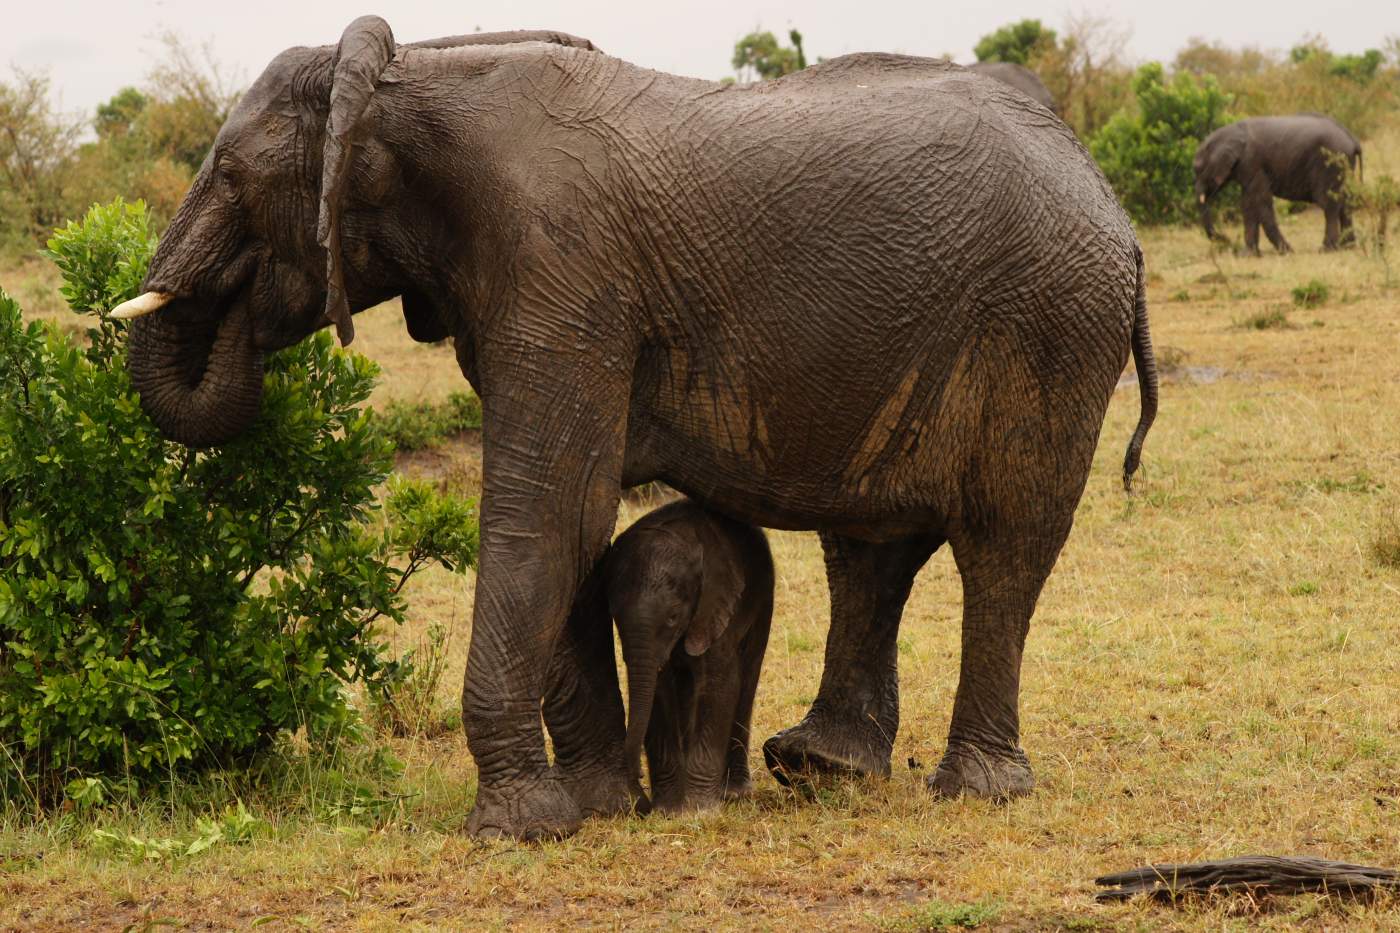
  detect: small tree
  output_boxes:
[974,19,1056,66]
[1089,63,1233,226]
[1345,170,1400,286]
[0,200,477,804]
[732,29,807,81]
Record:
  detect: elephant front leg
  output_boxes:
[461,353,629,840]
[763,532,943,787]
[1261,202,1293,254]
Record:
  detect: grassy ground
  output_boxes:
[3,178,1400,928]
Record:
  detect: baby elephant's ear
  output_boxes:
[683,528,745,657]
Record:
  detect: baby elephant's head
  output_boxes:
[609,524,745,794]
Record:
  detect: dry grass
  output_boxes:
[4,182,1400,931]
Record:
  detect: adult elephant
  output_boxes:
[965,61,1056,114]
[1194,114,1362,255]
[115,16,1158,840]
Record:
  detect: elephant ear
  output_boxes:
[317,15,396,347]
[683,522,745,657]
[1207,128,1247,190]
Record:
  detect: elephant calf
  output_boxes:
[602,500,773,813]
[1195,114,1362,255]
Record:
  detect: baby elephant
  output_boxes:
[603,499,774,813]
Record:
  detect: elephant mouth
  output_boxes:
[126,292,266,449]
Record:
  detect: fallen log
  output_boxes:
[1095,855,1399,903]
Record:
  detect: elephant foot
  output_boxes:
[762,710,893,788]
[551,762,634,819]
[723,776,754,801]
[926,743,1034,802]
[465,771,582,841]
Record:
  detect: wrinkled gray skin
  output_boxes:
[1195,114,1362,255]
[124,16,1159,840]
[965,62,1056,114]
[601,500,773,814]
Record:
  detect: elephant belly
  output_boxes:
[622,310,1126,540]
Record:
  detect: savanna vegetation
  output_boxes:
[0,16,1397,931]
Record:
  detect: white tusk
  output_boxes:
[1198,194,1206,204]
[109,291,175,320]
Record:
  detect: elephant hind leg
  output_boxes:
[1321,201,1344,251]
[763,531,944,788]
[926,523,1069,801]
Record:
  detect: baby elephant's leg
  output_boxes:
[645,669,691,813]
[681,656,745,810]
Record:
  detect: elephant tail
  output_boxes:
[1122,249,1158,493]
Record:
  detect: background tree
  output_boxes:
[972,14,1133,138]
[1089,63,1233,225]
[973,18,1056,66]
[0,70,83,253]
[732,29,807,81]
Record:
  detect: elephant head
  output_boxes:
[607,524,743,801]
[1193,124,1246,242]
[114,17,597,447]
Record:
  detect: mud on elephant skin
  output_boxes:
[597,500,773,814]
[117,15,1158,839]
[1194,114,1362,256]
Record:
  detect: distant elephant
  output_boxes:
[965,61,1056,114]
[601,500,773,813]
[1194,115,1362,255]
[114,16,1158,840]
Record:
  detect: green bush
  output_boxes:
[1089,63,1232,226]
[0,200,477,803]
[1291,279,1331,308]
[377,391,482,452]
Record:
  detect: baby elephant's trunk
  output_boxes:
[620,632,659,803]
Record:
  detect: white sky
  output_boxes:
[5,0,1398,115]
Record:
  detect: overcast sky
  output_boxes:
[5,0,1398,114]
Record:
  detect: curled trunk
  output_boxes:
[126,303,265,448]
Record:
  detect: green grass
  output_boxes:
[3,130,1400,931]
[876,899,1002,931]
[1235,306,1295,330]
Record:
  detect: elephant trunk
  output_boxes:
[1198,198,1216,240]
[619,628,661,801]
[126,301,265,448]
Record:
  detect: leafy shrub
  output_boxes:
[0,200,477,803]
[1291,279,1330,308]
[1345,170,1400,286]
[1089,62,1233,226]
[377,391,482,452]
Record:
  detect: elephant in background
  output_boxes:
[965,61,1056,114]
[1194,114,1362,255]
[600,500,773,814]
[115,16,1159,840]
